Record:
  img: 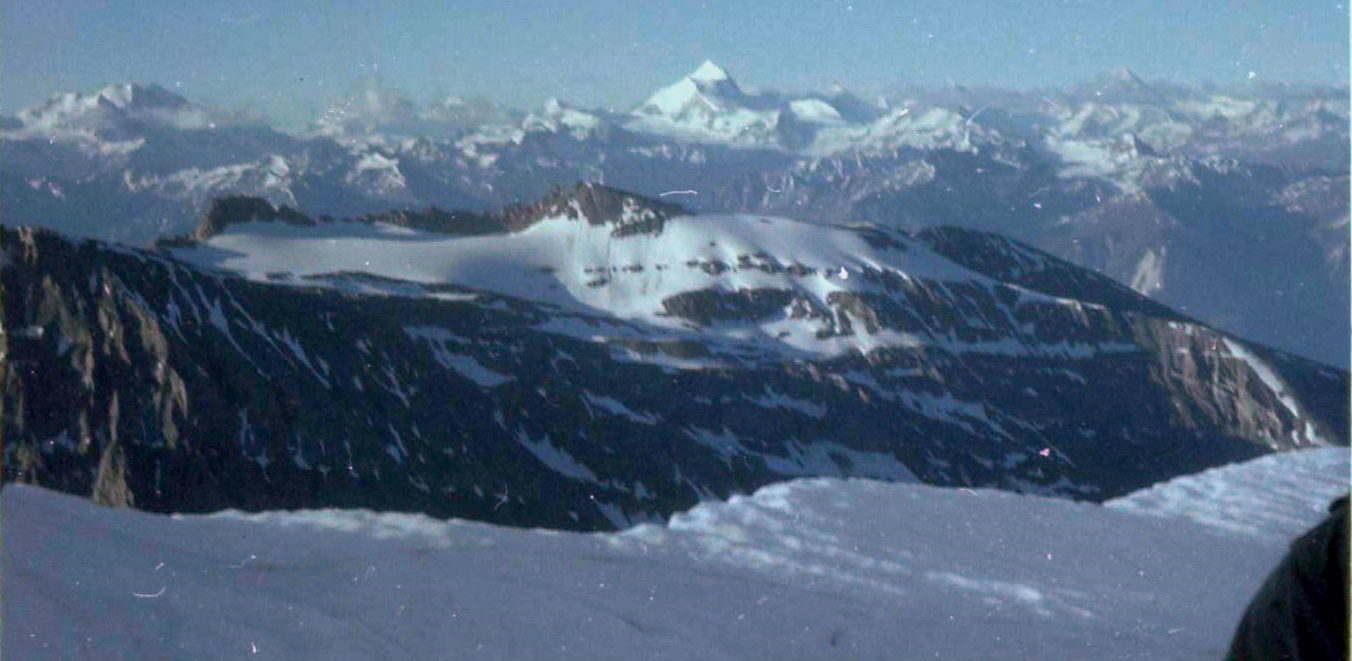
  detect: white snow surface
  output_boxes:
[787,98,846,124]
[627,61,797,148]
[1106,447,1348,542]
[167,209,1058,363]
[5,448,1347,660]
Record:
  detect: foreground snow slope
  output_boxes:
[1106,446,1350,542]
[5,448,1347,661]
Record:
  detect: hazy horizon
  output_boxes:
[5,0,1347,129]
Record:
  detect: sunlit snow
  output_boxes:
[167,208,1123,366]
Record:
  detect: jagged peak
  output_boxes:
[163,184,690,248]
[18,82,192,125]
[522,97,607,136]
[539,97,594,117]
[499,182,688,235]
[1084,67,1166,97]
[1098,67,1148,87]
[635,61,755,119]
[157,196,313,247]
[1130,134,1160,157]
[689,60,732,83]
[542,97,567,114]
[93,83,190,110]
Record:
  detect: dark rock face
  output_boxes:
[155,195,316,249]
[2,193,1346,531]
[159,183,683,248]
[662,289,797,326]
[689,149,1350,368]
[498,182,685,236]
[915,226,1181,318]
[359,207,503,236]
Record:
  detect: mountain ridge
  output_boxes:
[2,65,1346,367]
[3,186,1345,531]
[159,183,687,246]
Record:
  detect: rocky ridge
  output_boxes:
[2,186,1345,530]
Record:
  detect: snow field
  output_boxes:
[5,448,1346,660]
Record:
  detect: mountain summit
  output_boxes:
[688,60,733,83]
[1077,67,1175,103]
[628,61,786,146]
[4,185,1345,528]
[3,75,1348,366]
[636,61,753,116]
[90,83,191,111]
[16,83,192,129]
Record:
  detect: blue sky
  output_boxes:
[4,0,1346,128]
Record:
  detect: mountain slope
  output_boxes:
[4,447,1346,660]
[3,185,1344,530]
[3,69,1345,366]
[1106,446,1350,541]
[627,60,789,148]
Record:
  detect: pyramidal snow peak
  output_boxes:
[628,60,795,147]
[688,59,733,83]
[2,71,1348,366]
[96,82,190,109]
[637,61,747,115]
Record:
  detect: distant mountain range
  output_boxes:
[2,63,1346,365]
[3,185,1345,529]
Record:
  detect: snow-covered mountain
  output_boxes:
[628,60,776,144]
[3,185,1345,530]
[14,82,211,133]
[5,447,1346,660]
[1,65,1346,366]
[313,77,522,141]
[623,60,995,155]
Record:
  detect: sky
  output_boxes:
[3,0,1347,129]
